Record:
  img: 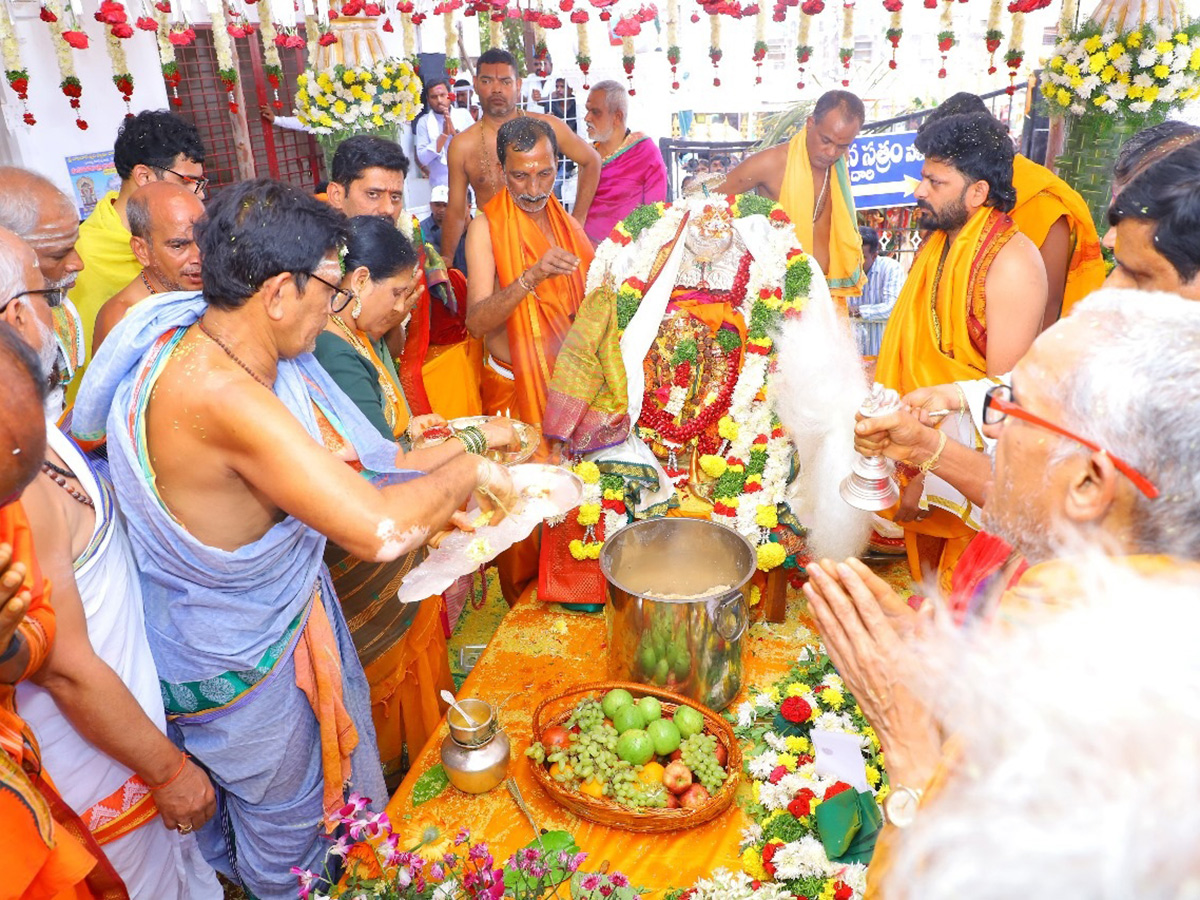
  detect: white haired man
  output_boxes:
[801,289,1200,897]
[582,80,668,244]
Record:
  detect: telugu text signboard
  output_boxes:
[848,131,924,210]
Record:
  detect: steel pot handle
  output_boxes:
[712,590,748,643]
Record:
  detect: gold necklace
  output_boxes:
[327,315,404,430]
[812,167,831,223]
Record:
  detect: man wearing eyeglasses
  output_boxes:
[0,228,62,411]
[802,289,1200,897]
[92,182,205,353]
[72,179,518,899]
[70,110,205,390]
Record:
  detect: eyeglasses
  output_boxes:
[306,271,354,313]
[0,288,63,315]
[152,165,209,195]
[983,384,1159,500]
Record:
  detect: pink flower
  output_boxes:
[455,827,470,845]
[290,867,318,900]
[580,874,602,891]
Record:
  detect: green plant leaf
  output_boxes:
[411,763,449,806]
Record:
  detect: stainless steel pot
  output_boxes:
[439,699,511,794]
[600,518,753,711]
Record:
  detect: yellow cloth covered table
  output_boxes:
[385,574,910,896]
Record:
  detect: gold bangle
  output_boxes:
[918,430,948,475]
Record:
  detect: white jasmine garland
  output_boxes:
[772,836,834,881]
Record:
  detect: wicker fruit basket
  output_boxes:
[529,681,742,832]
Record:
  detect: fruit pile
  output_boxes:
[527,688,729,811]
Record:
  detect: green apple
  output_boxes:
[601,688,634,720]
[638,644,657,675]
[613,704,644,734]
[615,729,655,766]
[637,696,662,723]
[652,658,670,686]
[646,718,681,755]
[673,704,704,739]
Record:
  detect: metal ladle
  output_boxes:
[440,689,481,728]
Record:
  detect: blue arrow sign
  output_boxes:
[847,131,924,210]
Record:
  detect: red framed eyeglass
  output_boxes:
[983,385,1159,500]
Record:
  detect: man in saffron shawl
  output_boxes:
[582,81,668,245]
[874,112,1047,592]
[72,179,516,899]
[718,90,867,310]
[918,93,1105,327]
[465,117,595,603]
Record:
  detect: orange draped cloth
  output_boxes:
[875,207,1017,590]
[482,190,594,433]
[1009,154,1105,320]
[422,269,484,420]
[0,502,110,900]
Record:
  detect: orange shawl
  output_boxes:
[482,190,594,428]
[1010,155,1105,319]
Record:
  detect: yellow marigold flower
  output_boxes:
[372,114,385,127]
[373,104,382,114]
[297,73,308,87]
[1107,42,1124,59]
[718,417,738,441]
[1126,31,1142,47]
[1063,63,1080,78]
[1191,48,1200,71]
[1056,88,1072,106]
[1177,32,1189,44]
[749,585,761,607]
[1155,41,1174,54]
[727,463,745,473]
[382,77,393,89]
[741,846,767,881]
[785,735,810,754]
[1049,55,1063,71]
[864,726,881,750]
[315,93,329,108]
[866,764,881,787]
[317,113,333,127]
[1093,96,1107,107]
[576,504,601,527]
[1127,84,1143,98]
[569,539,587,560]
[342,71,355,85]
[601,488,623,501]
[757,542,786,571]
[752,781,761,804]
[1144,85,1160,102]
[819,882,839,900]
[1101,64,1116,82]
[776,753,797,772]
[1154,64,1170,78]
[575,460,600,483]
[755,505,778,529]
[1069,74,1084,89]
[333,99,348,114]
[296,90,308,104]
[1088,52,1107,73]
[786,683,807,698]
[1083,35,1102,53]
[877,783,891,804]
[699,455,727,479]
[823,689,845,709]
[1117,71,1131,84]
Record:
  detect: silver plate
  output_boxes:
[449,416,542,466]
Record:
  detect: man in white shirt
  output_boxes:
[414,78,474,190]
[854,225,904,321]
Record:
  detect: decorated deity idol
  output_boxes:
[542,193,842,594]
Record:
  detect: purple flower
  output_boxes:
[431,862,445,880]
[455,827,471,845]
[609,872,629,887]
[290,867,317,900]
[443,852,459,868]
[529,862,548,879]
[522,847,540,863]
[469,842,491,861]
[327,835,350,858]
[580,873,602,891]
[334,793,370,825]
[567,851,588,873]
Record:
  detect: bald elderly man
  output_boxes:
[0,166,87,408]
[93,182,205,352]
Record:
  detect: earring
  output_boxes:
[351,294,363,319]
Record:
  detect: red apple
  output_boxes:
[542,726,571,753]
[680,783,711,809]
[669,749,683,762]
[713,743,728,768]
[665,792,680,809]
[663,760,693,795]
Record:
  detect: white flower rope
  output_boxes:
[44,0,89,130]
[838,2,853,85]
[796,12,813,88]
[105,27,134,111]
[256,1,285,111]
[1004,9,1025,94]
[1,0,34,125]
[985,0,1003,75]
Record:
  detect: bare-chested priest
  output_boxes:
[72,178,516,899]
[719,90,867,310]
[92,181,204,352]
[440,48,600,264]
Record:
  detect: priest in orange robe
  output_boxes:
[464,117,594,603]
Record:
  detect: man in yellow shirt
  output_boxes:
[70,110,205,396]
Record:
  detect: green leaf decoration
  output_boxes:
[411,763,449,806]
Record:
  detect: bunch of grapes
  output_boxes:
[566,699,606,732]
[681,733,728,794]
[548,724,621,786]
[609,768,668,808]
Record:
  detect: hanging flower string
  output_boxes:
[256,2,285,111]
[752,4,767,85]
[151,4,183,106]
[1,0,34,125]
[709,13,722,86]
[1004,10,1024,94]
[795,11,813,88]
[204,0,239,113]
[614,12,641,94]
[442,8,459,78]
[984,0,1002,74]
[838,1,854,85]
[936,0,954,78]
[573,11,591,87]
[45,0,89,130]
[105,29,135,113]
[884,2,902,69]
[666,0,679,90]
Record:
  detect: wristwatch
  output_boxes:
[882,784,924,829]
